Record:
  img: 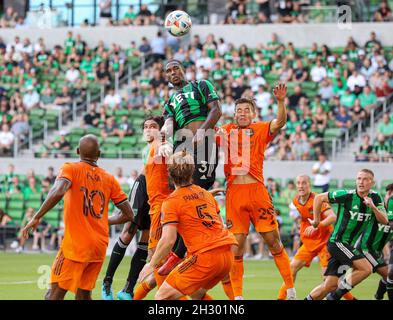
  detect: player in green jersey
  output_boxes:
[385,184,393,300]
[327,183,393,300]
[157,59,223,276]
[305,169,388,300]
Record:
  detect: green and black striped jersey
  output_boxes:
[357,196,393,253]
[163,80,219,130]
[328,189,384,246]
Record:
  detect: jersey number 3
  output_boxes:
[80,187,105,219]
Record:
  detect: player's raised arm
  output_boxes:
[270,82,287,135]
[22,178,71,239]
[198,80,222,131]
[311,192,330,228]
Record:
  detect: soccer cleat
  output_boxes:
[101,281,114,300]
[234,296,244,300]
[117,290,133,300]
[286,288,297,300]
[158,252,183,276]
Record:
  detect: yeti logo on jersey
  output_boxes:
[349,211,372,221]
[170,92,195,109]
[378,224,392,234]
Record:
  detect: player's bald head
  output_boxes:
[77,134,100,161]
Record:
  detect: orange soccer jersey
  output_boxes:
[292,192,333,252]
[58,161,128,262]
[161,184,237,255]
[220,122,276,186]
[144,140,172,211]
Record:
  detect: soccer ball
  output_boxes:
[164,10,192,37]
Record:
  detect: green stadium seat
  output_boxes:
[114,109,129,117]
[70,128,86,135]
[101,145,119,158]
[324,128,343,139]
[103,136,120,145]
[0,193,7,210]
[129,109,146,118]
[6,209,23,224]
[329,179,339,189]
[85,127,101,136]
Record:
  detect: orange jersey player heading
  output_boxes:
[292,192,333,252]
[58,161,129,263]
[220,121,275,186]
[161,184,237,255]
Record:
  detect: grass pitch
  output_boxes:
[0,252,383,300]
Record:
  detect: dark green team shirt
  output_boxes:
[163,80,219,130]
[328,189,384,246]
[358,197,393,253]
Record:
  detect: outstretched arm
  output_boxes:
[311,192,330,228]
[200,100,222,131]
[22,178,71,238]
[270,83,287,135]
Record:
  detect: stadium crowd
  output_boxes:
[224,0,393,24]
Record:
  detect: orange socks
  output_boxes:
[221,279,235,300]
[229,256,244,298]
[272,247,294,289]
[343,292,356,300]
[133,281,153,300]
[278,283,287,300]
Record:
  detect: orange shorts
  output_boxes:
[50,249,103,293]
[226,182,278,234]
[148,205,163,250]
[293,243,330,268]
[165,245,234,296]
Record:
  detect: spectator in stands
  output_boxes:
[127,169,138,188]
[360,58,376,81]
[136,4,155,25]
[281,180,296,205]
[340,88,356,108]
[96,61,111,86]
[335,105,352,133]
[10,208,34,253]
[371,133,392,162]
[0,123,15,156]
[0,209,12,249]
[359,85,377,111]
[123,5,137,25]
[378,112,393,140]
[22,85,40,110]
[99,0,112,26]
[151,31,166,62]
[7,175,22,195]
[23,176,41,199]
[312,153,332,192]
[310,59,327,83]
[319,79,334,103]
[355,134,373,162]
[65,64,81,84]
[118,115,135,137]
[139,37,152,57]
[83,103,100,128]
[288,85,306,110]
[53,86,72,112]
[101,117,122,139]
[347,69,366,92]
[45,166,57,185]
[349,98,367,124]
[11,113,29,142]
[0,6,18,28]
[40,87,56,107]
[374,0,392,22]
[114,167,127,184]
[291,132,311,160]
[103,87,121,109]
[50,131,71,158]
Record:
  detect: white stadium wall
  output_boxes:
[1,23,392,48]
[0,158,391,186]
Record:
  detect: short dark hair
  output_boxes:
[385,183,393,193]
[142,115,164,130]
[165,59,184,70]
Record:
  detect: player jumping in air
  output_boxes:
[307,169,388,300]
[277,175,355,300]
[22,135,134,300]
[217,84,296,300]
[327,182,393,300]
[138,151,238,300]
[157,59,222,276]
